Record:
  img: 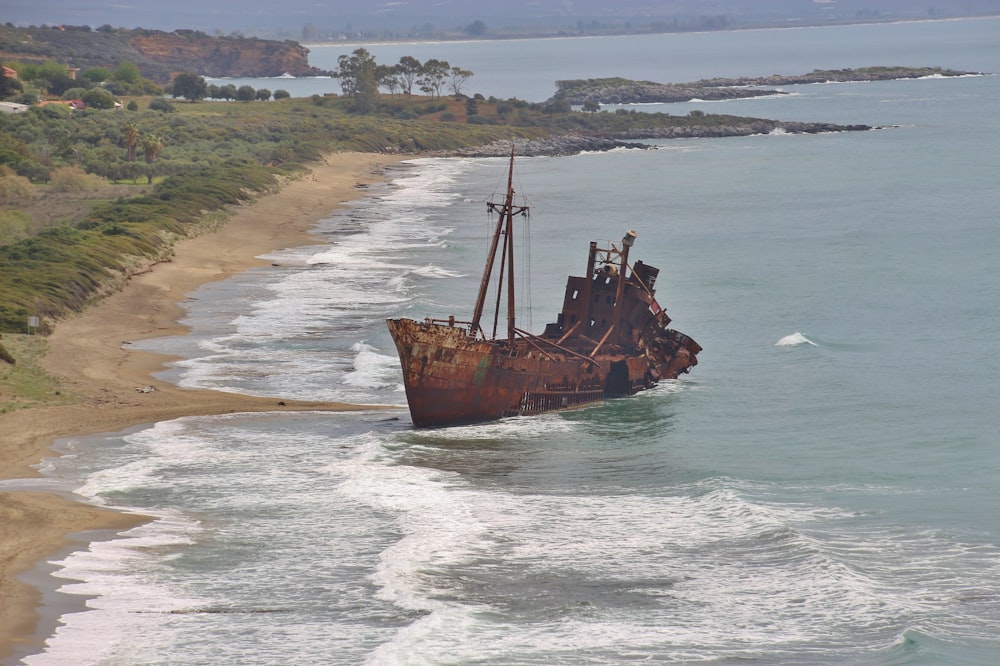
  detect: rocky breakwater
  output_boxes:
[130,32,327,78]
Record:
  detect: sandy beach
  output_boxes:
[0,151,409,661]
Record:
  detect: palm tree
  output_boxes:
[124,121,138,162]
[140,133,163,184]
[141,133,162,164]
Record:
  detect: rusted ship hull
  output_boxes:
[388,318,608,427]
[387,311,699,428]
[386,152,700,428]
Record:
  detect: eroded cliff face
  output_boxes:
[130,33,326,79]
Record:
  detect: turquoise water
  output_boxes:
[11,17,1000,665]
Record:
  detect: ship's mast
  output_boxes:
[470,148,528,341]
[610,230,637,338]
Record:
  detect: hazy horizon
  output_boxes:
[6,1,1000,40]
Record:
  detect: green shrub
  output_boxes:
[0,210,32,246]
[0,173,34,203]
[466,115,495,125]
[0,340,15,365]
[149,97,176,113]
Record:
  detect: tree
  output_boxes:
[335,48,374,96]
[171,72,207,101]
[448,66,473,96]
[20,61,73,92]
[219,84,237,101]
[0,70,23,100]
[396,56,422,97]
[42,72,77,97]
[235,85,256,101]
[582,100,601,113]
[142,134,163,163]
[102,80,127,96]
[81,88,116,110]
[113,62,141,85]
[335,48,380,113]
[273,89,291,100]
[255,88,271,101]
[61,87,89,101]
[418,59,450,99]
[377,65,400,96]
[82,67,112,84]
[120,161,143,184]
[140,133,163,183]
[123,121,138,162]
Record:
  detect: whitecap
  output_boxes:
[775,331,817,347]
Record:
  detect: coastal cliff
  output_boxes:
[129,33,325,79]
[0,25,327,83]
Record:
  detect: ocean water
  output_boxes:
[11,18,1000,665]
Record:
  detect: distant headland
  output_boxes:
[550,67,989,105]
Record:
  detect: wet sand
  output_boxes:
[0,152,409,660]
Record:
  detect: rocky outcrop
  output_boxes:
[552,79,786,105]
[609,120,874,140]
[453,136,653,157]
[129,33,327,79]
[453,121,875,157]
[699,66,987,88]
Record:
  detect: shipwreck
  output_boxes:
[387,152,701,427]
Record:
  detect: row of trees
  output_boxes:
[334,49,473,113]
[167,73,291,102]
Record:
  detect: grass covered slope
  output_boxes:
[0,90,874,339]
[0,95,551,336]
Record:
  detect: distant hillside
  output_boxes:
[5,0,1000,40]
[0,25,324,83]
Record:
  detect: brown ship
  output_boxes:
[387,152,701,428]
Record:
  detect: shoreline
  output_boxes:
[0,151,411,662]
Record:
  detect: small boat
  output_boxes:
[387,152,700,427]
